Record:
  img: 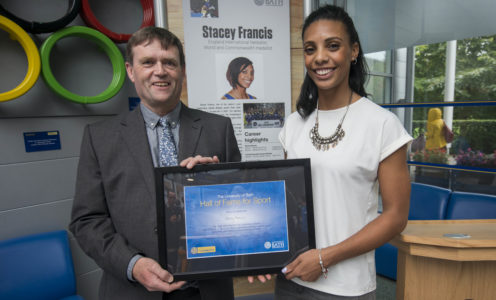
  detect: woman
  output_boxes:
[222,57,256,100]
[253,5,411,299]
[425,108,447,150]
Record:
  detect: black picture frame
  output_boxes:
[155,158,315,281]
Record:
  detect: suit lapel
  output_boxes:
[178,104,202,160]
[119,106,155,199]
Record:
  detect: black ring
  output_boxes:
[0,0,81,34]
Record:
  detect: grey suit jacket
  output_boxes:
[70,104,241,300]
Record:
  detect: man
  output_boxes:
[70,27,240,300]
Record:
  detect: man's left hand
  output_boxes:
[180,155,219,169]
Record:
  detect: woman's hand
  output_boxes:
[282,249,323,282]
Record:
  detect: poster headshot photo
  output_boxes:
[216,53,264,101]
[190,0,219,18]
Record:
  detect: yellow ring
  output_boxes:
[0,16,41,102]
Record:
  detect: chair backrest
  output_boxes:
[409,182,451,220]
[446,191,496,219]
[0,230,78,300]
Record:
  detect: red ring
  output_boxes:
[80,0,154,43]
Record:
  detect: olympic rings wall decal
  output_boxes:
[80,0,154,43]
[40,26,126,104]
[0,0,82,34]
[0,16,41,102]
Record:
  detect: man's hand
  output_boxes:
[247,274,273,284]
[180,155,220,169]
[132,257,186,292]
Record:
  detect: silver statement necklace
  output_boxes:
[309,91,353,151]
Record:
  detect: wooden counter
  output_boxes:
[390,219,496,300]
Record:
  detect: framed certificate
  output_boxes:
[155,159,315,281]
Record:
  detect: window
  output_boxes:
[365,51,393,104]
[409,34,496,195]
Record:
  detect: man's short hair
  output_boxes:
[126,26,185,66]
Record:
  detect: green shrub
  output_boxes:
[412,148,449,164]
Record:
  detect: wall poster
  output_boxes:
[183,0,291,161]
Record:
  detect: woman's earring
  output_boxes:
[352,58,358,65]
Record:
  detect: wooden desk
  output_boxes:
[391,219,496,300]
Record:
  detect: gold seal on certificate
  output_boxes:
[155,159,315,281]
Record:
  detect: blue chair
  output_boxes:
[375,183,451,280]
[407,183,451,220]
[0,230,83,300]
[446,191,496,219]
[375,243,399,281]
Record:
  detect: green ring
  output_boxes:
[40,26,125,104]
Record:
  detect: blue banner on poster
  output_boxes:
[184,180,289,259]
[23,131,61,152]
